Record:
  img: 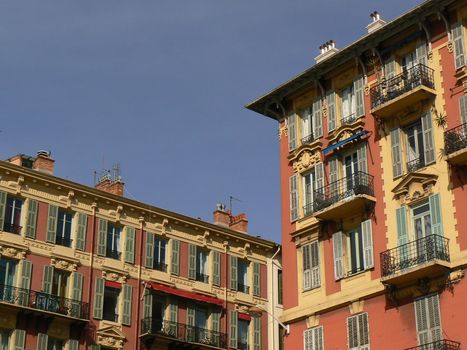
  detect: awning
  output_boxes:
[322,130,369,156]
[147,282,224,307]
[105,280,122,289]
[238,313,252,321]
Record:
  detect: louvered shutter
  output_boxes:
[396,206,409,263]
[357,143,368,174]
[212,310,221,346]
[348,316,359,349]
[313,326,324,350]
[69,339,79,350]
[97,219,107,256]
[313,98,323,138]
[427,295,442,342]
[230,255,238,290]
[253,262,260,296]
[310,241,320,288]
[304,329,312,350]
[72,272,83,302]
[329,157,339,198]
[145,232,155,268]
[460,94,467,124]
[19,260,32,306]
[188,244,197,279]
[253,316,261,350]
[415,295,442,345]
[212,251,221,286]
[327,91,337,132]
[421,112,435,164]
[354,76,365,118]
[14,329,26,350]
[359,313,370,347]
[229,310,238,348]
[25,199,38,239]
[0,191,7,231]
[453,22,466,69]
[429,193,443,237]
[288,113,297,151]
[333,231,344,280]
[143,292,153,319]
[289,174,299,221]
[75,213,87,251]
[36,333,48,350]
[42,266,53,294]
[124,227,135,264]
[315,162,324,195]
[385,57,396,79]
[303,244,312,290]
[122,284,132,325]
[187,304,195,341]
[361,220,374,269]
[171,239,180,276]
[170,302,178,322]
[390,128,403,178]
[91,346,101,350]
[93,278,105,319]
[416,40,428,66]
[46,204,58,243]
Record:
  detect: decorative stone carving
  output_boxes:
[96,324,126,350]
[392,173,438,205]
[292,150,321,173]
[306,314,320,328]
[0,245,27,260]
[278,125,287,140]
[238,243,251,259]
[428,50,433,63]
[364,85,370,96]
[447,41,453,53]
[102,270,127,284]
[196,230,211,247]
[51,258,78,272]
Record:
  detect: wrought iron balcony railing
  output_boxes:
[380,234,450,278]
[444,122,467,156]
[370,63,435,110]
[341,113,357,126]
[55,235,72,248]
[237,283,250,294]
[307,171,374,215]
[153,261,168,272]
[3,222,22,235]
[141,318,227,348]
[301,133,315,146]
[407,157,425,173]
[106,248,121,260]
[196,273,209,283]
[405,339,461,350]
[0,284,89,319]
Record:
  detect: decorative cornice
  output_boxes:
[392,172,438,204]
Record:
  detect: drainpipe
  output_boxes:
[86,203,97,350]
[135,217,145,350]
[270,246,281,350]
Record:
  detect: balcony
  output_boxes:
[380,235,450,286]
[444,122,467,165]
[407,157,425,173]
[141,318,227,349]
[405,339,461,350]
[237,283,250,294]
[196,273,209,283]
[341,113,357,126]
[308,171,375,220]
[370,64,436,118]
[106,248,121,260]
[0,284,89,320]
[3,222,22,235]
[301,133,315,146]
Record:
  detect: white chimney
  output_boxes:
[315,40,339,64]
[367,11,386,34]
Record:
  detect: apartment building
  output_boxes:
[247,0,467,349]
[0,152,281,350]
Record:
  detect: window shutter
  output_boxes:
[25,199,38,239]
[212,251,221,286]
[429,194,443,236]
[145,232,155,268]
[396,206,409,263]
[124,227,135,264]
[170,302,178,322]
[361,220,374,269]
[93,278,105,319]
[91,346,101,350]
[390,128,403,178]
[327,91,337,132]
[333,231,344,280]
[253,316,261,350]
[453,22,466,69]
[46,204,58,243]
[329,157,339,198]
[187,304,195,328]
[37,333,48,350]
[188,244,197,279]
[97,219,108,256]
[357,143,368,174]
[253,262,260,296]
[313,98,323,138]
[354,76,365,118]
[348,316,358,349]
[122,284,132,325]
[230,255,238,290]
[14,329,26,350]
[75,213,87,251]
[19,260,32,306]
[304,329,312,350]
[212,310,220,332]
[415,295,441,345]
[315,162,324,193]
[313,326,324,350]
[421,112,435,164]
[359,313,370,346]
[229,310,238,348]
[460,94,467,124]
[0,191,7,230]
[427,294,442,342]
[310,241,320,288]
[72,272,83,302]
[385,57,396,79]
[288,113,297,151]
[302,244,311,290]
[289,174,299,221]
[42,265,53,294]
[143,292,153,320]
[171,240,180,276]
[416,40,428,66]
[69,339,79,350]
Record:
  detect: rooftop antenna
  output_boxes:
[229,195,242,214]
[112,163,121,181]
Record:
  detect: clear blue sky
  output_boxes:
[0,0,422,243]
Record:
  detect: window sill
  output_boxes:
[302,285,321,293]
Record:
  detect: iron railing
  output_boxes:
[380,235,450,278]
[237,283,250,294]
[308,171,374,214]
[341,113,357,126]
[141,318,227,348]
[196,273,209,283]
[2,222,22,235]
[106,248,121,260]
[444,122,467,156]
[238,341,249,350]
[405,339,461,350]
[301,133,315,146]
[153,261,168,272]
[370,63,435,110]
[407,157,425,173]
[55,235,72,247]
[0,284,89,319]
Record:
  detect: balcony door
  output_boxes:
[344,152,358,192]
[0,258,16,302]
[401,51,417,73]
[406,121,424,170]
[412,201,433,263]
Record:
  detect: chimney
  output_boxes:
[95,175,125,196]
[229,213,248,233]
[315,40,339,64]
[32,151,55,175]
[367,11,386,34]
[213,203,230,227]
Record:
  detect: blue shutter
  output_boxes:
[289,174,299,221]
[421,112,435,164]
[429,194,443,236]
[42,266,53,294]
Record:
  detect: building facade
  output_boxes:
[0,152,281,350]
[247,0,467,349]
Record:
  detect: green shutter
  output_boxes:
[385,57,396,79]
[42,266,53,294]
[253,262,260,296]
[170,302,178,322]
[36,333,48,350]
[143,292,153,319]
[327,91,337,132]
[333,231,344,280]
[46,204,58,243]
[97,219,107,256]
[171,239,180,276]
[14,329,26,350]
[93,278,105,319]
[91,346,101,350]
[288,113,297,151]
[313,98,323,138]
[69,339,79,350]
[72,272,83,301]
[212,310,220,332]
[229,310,238,348]
[122,284,132,326]
[460,94,467,125]
[453,21,466,69]
[253,316,261,350]
[145,232,155,268]
[429,194,443,236]
[25,199,38,239]
[289,174,299,221]
[75,213,87,251]
[391,128,403,178]
[124,227,135,264]
[422,112,435,164]
[396,206,409,263]
[0,191,6,230]
[361,219,374,269]
[212,251,221,286]
[416,40,428,66]
[229,255,238,290]
[19,260,32,306]
[354,75,365,118]
[188,244,197,279]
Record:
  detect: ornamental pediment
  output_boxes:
[327,119,365,144]
[96,324,126,350]
[392,172,438,204]
[291,149,322,173]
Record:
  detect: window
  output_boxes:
[347,313,369,350]
[237,260,249,293]
[341,85,356,124]
[103,286,120,322]
[414,294,441,346]
[406,121,425,172]
[189,245,209,283]
[47,337,64,350]
[238,319,249,350]
[3,195,22,234]
[0,258,17,288]
[51,270,69,297]
[302,163,324,216]
[303,242,320,291]
[277,269,283,305]
[301,107,313,144]
[56,209,73,247]
[153,238,167,272]
[0,329,9,350]
[300,98,323,145]
[304,326,323,350]
[106,223,121,260]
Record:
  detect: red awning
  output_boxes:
[238,313,251,321]
[105,280,122,289]
[147,282,224,307]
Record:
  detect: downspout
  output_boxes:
[135,216,145,350]
[270,246,281,350]
[86,203,97,350]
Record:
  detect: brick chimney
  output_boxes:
[213,203,230,227]
[229,213,248,233]
[95,176,125,196]
[32,151,55,175]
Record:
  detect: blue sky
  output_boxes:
[0,0,422,242]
